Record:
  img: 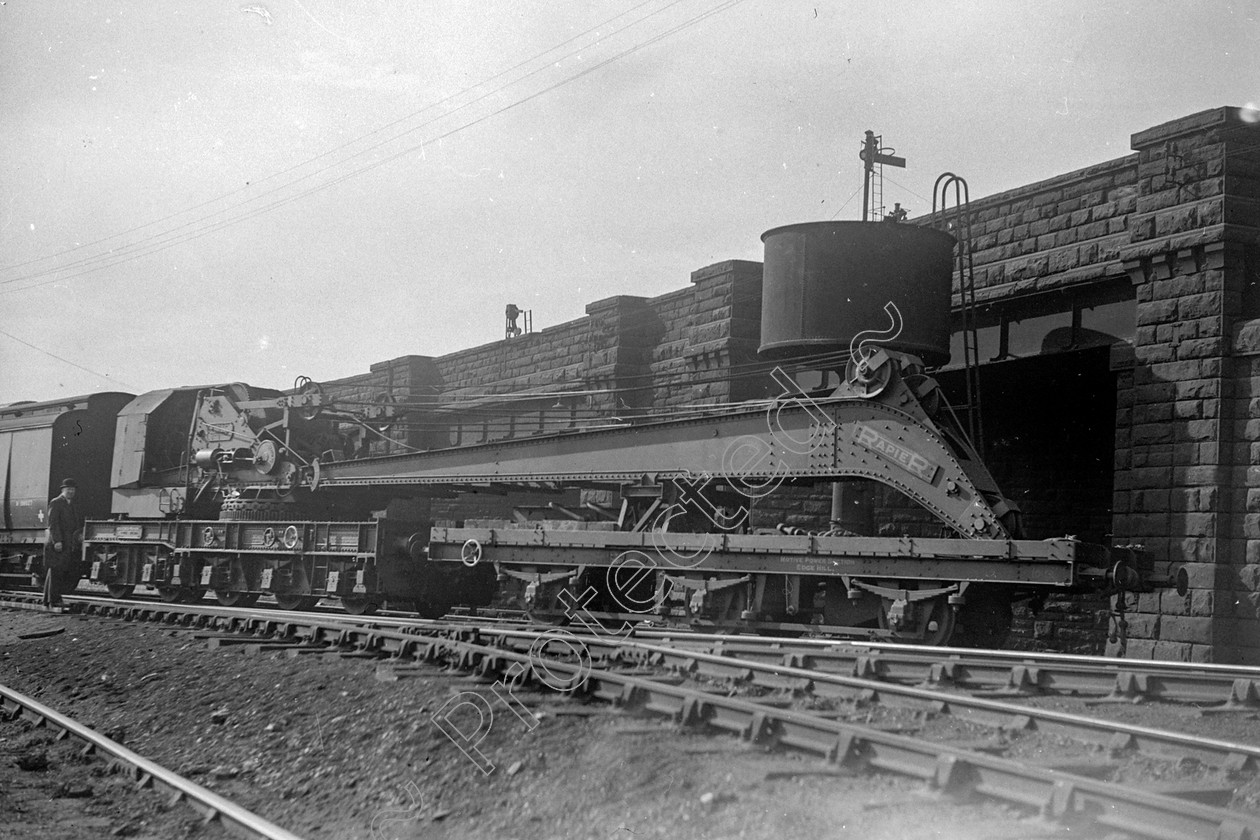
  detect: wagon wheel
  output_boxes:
[952,586,1014,649]
[157,585,203,604]
[713,585,749,624]
[522,586,570,625]
[876,583,957,646]
[274,593,319,611]
[214,590,260,608]
[413,597,453,620]
[106,585,136,600]
[341,595,379,616]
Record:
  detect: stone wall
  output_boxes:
[321,260,770,445]
[307,355,444,457]
[1112,108,1260,663]
[962,156,1138,301]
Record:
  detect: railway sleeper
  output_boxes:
[1215,679,1260,713]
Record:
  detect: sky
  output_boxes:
[1,0,1257,404]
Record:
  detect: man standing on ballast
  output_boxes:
[43,478,83,608]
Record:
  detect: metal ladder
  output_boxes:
[932,173,984,458]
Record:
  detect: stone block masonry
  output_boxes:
[319,107,1260,661]
[1112,107,1260,663]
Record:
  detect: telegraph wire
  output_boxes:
[0,328,141,391]
[12,74,1252,294]
[303,0,752,200]
[1,0,692,287]
[0,0,668,278]
[6,0,751,293]
[880,172,932,206]
[0,0,746,294]
[829,182,865,220]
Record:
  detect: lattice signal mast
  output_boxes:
[859,130,905,221]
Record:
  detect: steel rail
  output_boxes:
[14,595,1260,838]
[628,632,1260,707]
[637,629,1260,680]
[0,682,309,840]
[441,626,1260,772]
[852,638,1260,675]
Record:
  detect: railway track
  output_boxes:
[9,588,1260,708]
[0,680,309,840]
[458,627,1260,772]
[25,587,1259,707]
[6,592,1260,838]
[630,631,1260,708]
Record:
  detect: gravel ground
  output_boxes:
[3,607,1259,840]
[0,713,235,840]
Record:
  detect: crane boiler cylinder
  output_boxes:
[758,222,956,366]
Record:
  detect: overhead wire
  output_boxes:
[0,328,141,391]
[15,71,1253,296]
[0,0,748,295]
[0,1,752,394]
[0,0,668,278]
[828,181,865,220]
[6,12,696,291]
[271,0,752,220]
[881,172,933,206]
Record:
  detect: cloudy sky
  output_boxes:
[2,1,1256,403]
